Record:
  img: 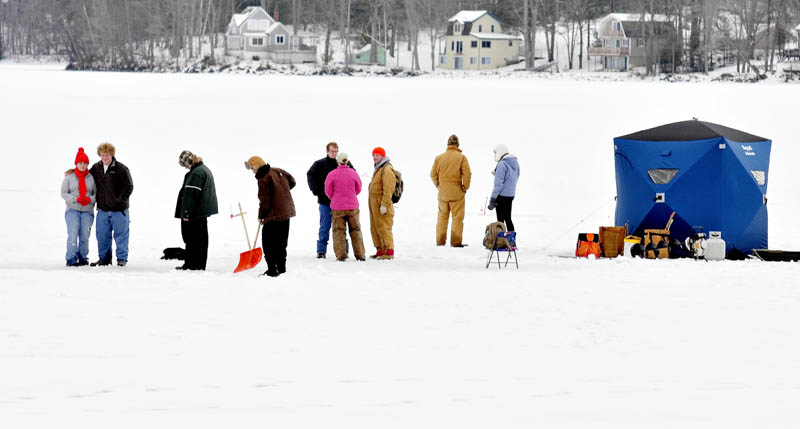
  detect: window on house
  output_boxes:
[441,56,447,64]
[478,25,483,32]
[248,19,268,31]
[456,41,463,53]
[614,22,621,32]
[455,23,461,33]
[638,39,645,47]
[481,57,491,65]
[470,57,476,64]
[615,39,621,48]
[482,41,491,48]
[509,40,513,47]
[276,35,285,44]
[451,41,455,51]
[252,38,264,46]
[491,25,495,32]
[648,169,679,184]
[623,39,630,47]
[471,41,478,48]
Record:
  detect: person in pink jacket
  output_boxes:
[324,152,366,261]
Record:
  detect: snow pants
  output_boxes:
[332,209,366,260]
[436,198,465,246]
[181,217,208,270]
[262,219,290,272]
[368,196,394,252]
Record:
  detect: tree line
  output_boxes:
[1,0,798,74]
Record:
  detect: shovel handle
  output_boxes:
[238,202,252,250]
[252,222,262,250]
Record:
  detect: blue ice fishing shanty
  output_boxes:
[614,119,771,256]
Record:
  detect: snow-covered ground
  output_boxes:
[1,64,800,428]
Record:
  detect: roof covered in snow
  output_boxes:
[267,22,286,33]
[355,43,386,54]
[231,6,275,28]
[469,32,521,40]
[449,11,488,23]
[601,13,669,23]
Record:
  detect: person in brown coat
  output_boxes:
[430,134,472,247]
[368,147,396,260]
[246,156,296,277]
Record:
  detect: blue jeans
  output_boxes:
[65,209,94,265]
[317,204,347,255]
[96,209,130,263]
[317,204,332,254]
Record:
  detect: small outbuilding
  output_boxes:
[614,119,771,256]
[350,43,386,66]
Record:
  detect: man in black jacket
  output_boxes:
[175,150,218,270]
[89,143,134,267]
[306,142,354,258]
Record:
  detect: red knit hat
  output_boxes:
[74,147,90,165]
[372,147,386,157]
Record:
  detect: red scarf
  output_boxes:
[75,168,89,199]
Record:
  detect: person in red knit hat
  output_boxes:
[60,147,97,266]
[368,146,396,260]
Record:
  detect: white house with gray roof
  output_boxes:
[589,13,676,71]
[225,6,316,64]
[439,10,521,70]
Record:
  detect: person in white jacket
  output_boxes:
[60,147,96,266]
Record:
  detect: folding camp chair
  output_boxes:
[486,231,518,269]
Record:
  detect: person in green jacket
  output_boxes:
[175,150,218,270]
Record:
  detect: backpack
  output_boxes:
[484,222,509,250]
[382,163,404,204]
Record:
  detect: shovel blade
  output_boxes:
[234,247,263,273]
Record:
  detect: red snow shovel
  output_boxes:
[232,203,263,273]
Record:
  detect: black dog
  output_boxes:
[161,247,186,261]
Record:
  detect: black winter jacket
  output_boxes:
[175,162,219,219]
[89,158,134,212]
[306,156,354,205]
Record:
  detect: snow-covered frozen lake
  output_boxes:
[1,64,799,427]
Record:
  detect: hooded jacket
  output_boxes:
[492,155,520,198]
[369,157,396,209]
[325,164,362,211]
[89,157,134,212]
[257,165,297,222]
[175,161,219,219]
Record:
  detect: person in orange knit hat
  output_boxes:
[368,147,396,260]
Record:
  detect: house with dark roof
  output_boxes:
[439,10,521,70]
[589,13,677,71]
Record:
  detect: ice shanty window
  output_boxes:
[751,170,766,186]
[647,169,679,184]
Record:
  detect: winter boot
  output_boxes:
[369,249,385,259]
[377,249,394,260]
